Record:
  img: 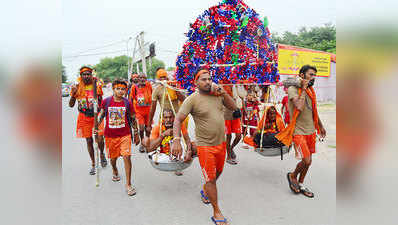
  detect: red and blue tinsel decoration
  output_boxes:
[175,0,279,93]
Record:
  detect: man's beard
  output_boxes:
[308,79,315,87]
[83,77,92,84]
[164,124,173,129]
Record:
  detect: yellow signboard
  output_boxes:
[278,48,331,77]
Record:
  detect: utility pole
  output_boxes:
[129,37,138,79]
[138,31,147,75]
[126,37,132,80]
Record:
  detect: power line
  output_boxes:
[63,49,128,59]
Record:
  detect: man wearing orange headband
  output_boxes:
[126,74,139,98]
[129,73,153,152]
[171,69,238,225]
[96,79,139,196]
[69,66,107,175]
[147,68,185,136]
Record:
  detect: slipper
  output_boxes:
[300,186,315,198]
[89,167,96,175]
[112,175,120,182]
[211,216,228,225]
[286,173,300,194]
[226,159,238,165]
[200,190,211,204]
[126,186,136,196]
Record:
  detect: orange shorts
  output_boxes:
[76,113,104,138]
[225,118,242,134]
[105,135,132,159]
[293,133,316,159]
[136,106,151,126]
[197,142,226,182]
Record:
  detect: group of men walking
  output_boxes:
[68,65,326,225]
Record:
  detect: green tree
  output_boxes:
[166,67,176,71]
[94,56,166,81]
[95,56,130,80]
[272,23,336,53]
[62,65,67,83]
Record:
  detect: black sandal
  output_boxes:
[286,173,300,194]
[89,167,96,175]
[300,186,315,198]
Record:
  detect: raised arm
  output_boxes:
[291,79,309,111]
[222,92,238,111]
[69,85,78,108]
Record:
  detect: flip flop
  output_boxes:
[226,159,238,165]
[211,216,228,225]
[200,190,211,204]
[300,186,315,198]
[112,175,120,182]
[286,172,300,194]
[89,167,96,175]
[126,186,136,196]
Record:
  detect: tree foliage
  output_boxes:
[95,56,130,80]
[94,55,165,80]
[272,23,336,53]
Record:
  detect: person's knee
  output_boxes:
[123,155,131,163]
[303,157,312,167]
[86,137,93,144]
[206,179,217,185]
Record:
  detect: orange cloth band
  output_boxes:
[80,67,92,74]
[156,69,168,79]
[114,84,127,89]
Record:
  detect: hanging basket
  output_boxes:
[148,151,193,172]
[255,145,291,160]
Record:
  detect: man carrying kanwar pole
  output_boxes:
[146,68,185,136]
[277,65,327,198]
[129,73,153,152]
[171,69,240,225]
[69,66,107,175]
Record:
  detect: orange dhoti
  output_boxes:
[197,142,226,182]
[76,112,104,138]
